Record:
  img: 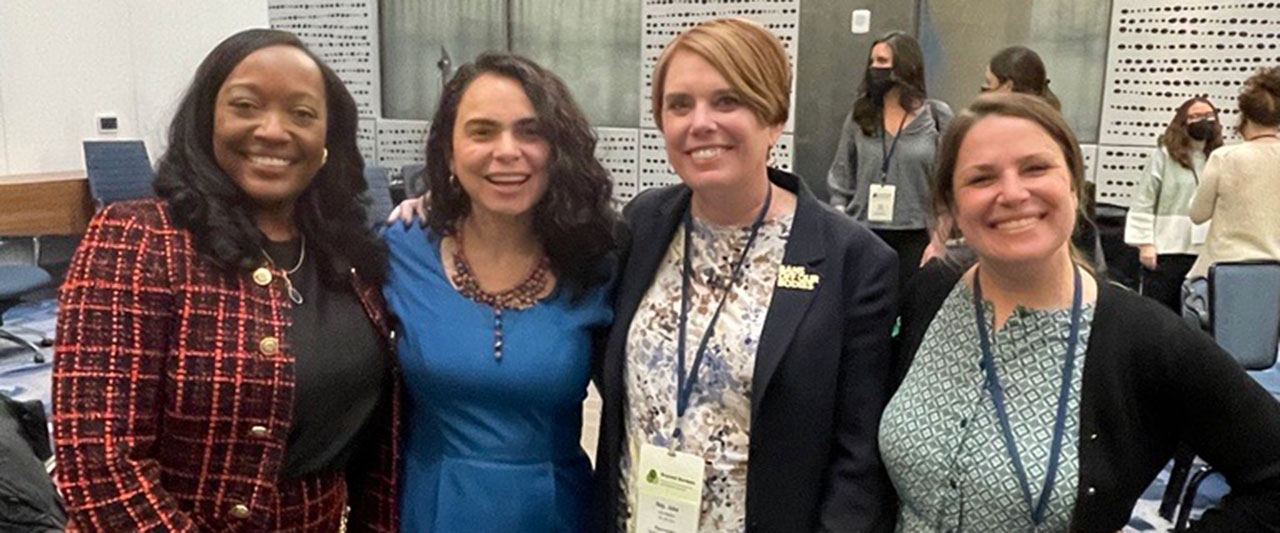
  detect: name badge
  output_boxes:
[635,443,704,533]
[868,183,896,222]
[1191,220,1211,245]
[776,264,820,291]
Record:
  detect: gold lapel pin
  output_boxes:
[776,264,819,291]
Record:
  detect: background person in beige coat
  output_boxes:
[1189,66,1280,278]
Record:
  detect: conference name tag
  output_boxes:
[1191,221,1211,245]
[635,443,704,533]
[868,183,896,222]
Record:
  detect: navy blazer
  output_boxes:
[592,169,899,532]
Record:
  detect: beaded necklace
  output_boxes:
[449,233,550,361]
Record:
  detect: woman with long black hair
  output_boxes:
[827,31,952,287]
[54,29,399,532]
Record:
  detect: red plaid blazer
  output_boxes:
[53,200,400,532]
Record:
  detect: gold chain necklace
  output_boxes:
[449,233,549,361]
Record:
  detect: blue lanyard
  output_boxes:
[972,265,1082,526]
[675,184,773,421]
[879,110,910,183]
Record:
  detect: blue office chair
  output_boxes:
[401,163,427,198]
[0,265,52,364]
[83,140,155,207]
[363,165,394,228]
[1173,260,1280,531]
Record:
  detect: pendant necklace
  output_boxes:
[261,234,306,305]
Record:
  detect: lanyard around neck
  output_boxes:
[879,110,911,182]
[675,184,773,424]
[972,264,1083,526]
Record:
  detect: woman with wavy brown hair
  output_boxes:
[1125,97,1223,311]
[382,51,616,532]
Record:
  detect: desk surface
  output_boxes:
[0,171,93,235]
[0,170,85,184]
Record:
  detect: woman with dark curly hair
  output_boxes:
[1125,97,1222,311]
[381,52,616,532]
[53,29,399,532]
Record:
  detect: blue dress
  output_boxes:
[383,224,611,533]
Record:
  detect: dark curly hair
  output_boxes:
[852,31,927,136]
[1159,97,1223,171]
[1240,66,1280,128]
[152,28,386,286]
[424,51,616,299]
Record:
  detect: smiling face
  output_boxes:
[449,73,551,222]
[950,115,1078,268]
[659,49,783,193]
[212,45,327,217]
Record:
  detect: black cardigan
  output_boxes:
[892,261,1280,532]
[593,169,898,532]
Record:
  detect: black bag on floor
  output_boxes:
[0,393,65,532]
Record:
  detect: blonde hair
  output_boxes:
[650,18,791,130]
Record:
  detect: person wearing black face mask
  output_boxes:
[827,31,952,290]
[1124,97,1222,312]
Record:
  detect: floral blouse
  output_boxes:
[879,280,1095,532]
[618,210,793,532]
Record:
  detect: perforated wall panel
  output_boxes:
[1080,143,1099,184]
[376,119,429,180]
[594,128,641,203]
[357,118,377,166]
[1099,0,1280,146]
[269,1,381,118]
[640,0,799,132]
[1095,146,1154,205]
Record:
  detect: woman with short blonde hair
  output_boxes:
[594,18,897,532]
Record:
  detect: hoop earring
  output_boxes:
[321,148,329,166]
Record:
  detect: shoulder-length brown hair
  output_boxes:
[931,93,1092,268]
[1158,97,1223,170]
[852,31,927,136]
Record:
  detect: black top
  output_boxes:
[893,261,1280,532]
[263,238,387,479]
[592,169,899,533]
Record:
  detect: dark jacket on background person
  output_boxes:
[0,394,65,532]
[592,168,899,532]
[892,261,1280,532]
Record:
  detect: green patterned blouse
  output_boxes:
[880,280,1095,532]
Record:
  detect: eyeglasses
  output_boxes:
[1187,113,1217,122]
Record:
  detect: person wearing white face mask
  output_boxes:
[827,31,953,289]
[1125,97,1223,312]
